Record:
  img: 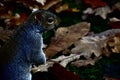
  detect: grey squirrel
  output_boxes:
[0,10,59,80]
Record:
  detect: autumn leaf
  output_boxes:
[32,62,81,80]
[71,57,101,67]
[44,22,90,59]
[9,13,28,26]
[94,6,111,19]
[83,6,112,19]
[36,0,46,5]
[55,3,80,13]
[71,29,120,59]
[109,21,120,29]
[42,0,62,10]
[49,63,80,80]
[83,0,107,8]
[107,34,120,53]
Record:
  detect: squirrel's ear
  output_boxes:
[34,13,42,24]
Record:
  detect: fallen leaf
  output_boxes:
[94,6,112,19]
[52,54,81,67]
[107,34,120,53]
[71,29,120,59]
[42,0,62,10]
[32,63,81,80]
[45,22,90,59]
[55,3,80,13]
[83,7,94,14]
[71,36,105,59]
[49,63,80,80]
[109,17,120,22]
[55,3,69,13]
[36,0,46,5]
[9,13,28,26]
[32,54,80,72]
[71,57,101,67]
[83,0,107,8]
[83,6,112,19]
[72,8,80,12]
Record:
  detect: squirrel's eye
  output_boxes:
[47,17,54,24]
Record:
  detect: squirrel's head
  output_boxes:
[27,10,60,33]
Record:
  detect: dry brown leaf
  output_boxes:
[71,57,101,67]
[42,0,62,10]
[52,54,81,67]
[45,22,90,59]
[83,8,94,14]
[55,3,69,13]
[0,12,28,28]
[83,6,112,19]
[107,33,120,53]
[36,0,46,5]
[72,8,80,12]
[55,3,80,13]
[71,29,120,58]
[32,61,54,73]
[94,6,111,19]
[32,54,100,72]
[32,54,81,72]
[71,36,106,59]
[9,13,28,26]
